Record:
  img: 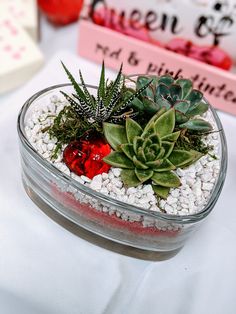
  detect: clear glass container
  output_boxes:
[17,84,227,260]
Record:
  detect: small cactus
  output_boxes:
[103,108,202,198]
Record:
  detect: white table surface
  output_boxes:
[0,16,236,314]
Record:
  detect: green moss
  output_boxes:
[175,130,214,155]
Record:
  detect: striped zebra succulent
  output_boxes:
[61,62,152,126]
[103,108,202,198]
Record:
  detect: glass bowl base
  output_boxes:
[23,179,182,261]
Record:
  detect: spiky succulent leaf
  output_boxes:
[137,76,154,98]
[72,93,95,118]
[61,62,86,101]
[152,171,181,188]
[103,152,134,169]
[79,70,95,108]
[98,61,105,99]
[105,64,123,107]
[179,119,213,132]
[103,123,127,150]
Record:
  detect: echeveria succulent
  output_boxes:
[128,75,212,133]
[103,108,202,198]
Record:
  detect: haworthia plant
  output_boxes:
[61,62,152,125]
[103,108,203,199]
[127,74,212,133]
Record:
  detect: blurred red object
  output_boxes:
[166,38,232,71]
[38,0,84,25]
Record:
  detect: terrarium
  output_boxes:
[17,63,227,259]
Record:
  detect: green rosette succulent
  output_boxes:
[128,75,212,133]
[103,108,202,198]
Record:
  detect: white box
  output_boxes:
[0,15,43,94]
[0,0,38,41]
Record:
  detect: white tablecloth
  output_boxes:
[0,18,236,314]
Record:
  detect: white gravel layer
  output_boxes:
[25,95,221,228]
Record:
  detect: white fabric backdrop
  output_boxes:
[0,18,236,314]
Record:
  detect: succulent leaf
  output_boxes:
[142,97,160,114]
[186,89,203,105]
[98,61,105,99]
[152,185,170,199]
[61,62,86,101]
[103,123,127,150]
[130,74,211,132]
[137,147,146,163]
[120,143,135,160]
[162,141,175,158]
[156,97,172,110]
[146,159,163,168]
[175,110,189,124]
[103,152,134,169]
[175,78,192,98]
[170,84,182,103]
[79,70,95,108]
[135,169,154,182]
[121,169,140,187]
[126,119,143,143]
[161,131,180,142]
[137,76,154,98]
[143,107,166,133]
[154,108,175,137]
[174,100,190,114]
[142,123,156,139]
[187,101,209,117]
[179,119,213,132]
[152,171,181,188]
[158,75,174,86]
[168,149,199,167]
[157,83,170,99]
[154,159,176,172]
[133,156,149,169]
[133,136,144,155]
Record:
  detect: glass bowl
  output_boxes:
[17,84,227,260]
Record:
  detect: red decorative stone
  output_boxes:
[63,135,111,179]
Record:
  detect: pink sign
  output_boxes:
[78,20,236,116]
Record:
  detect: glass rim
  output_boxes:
[17,83,228,224]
